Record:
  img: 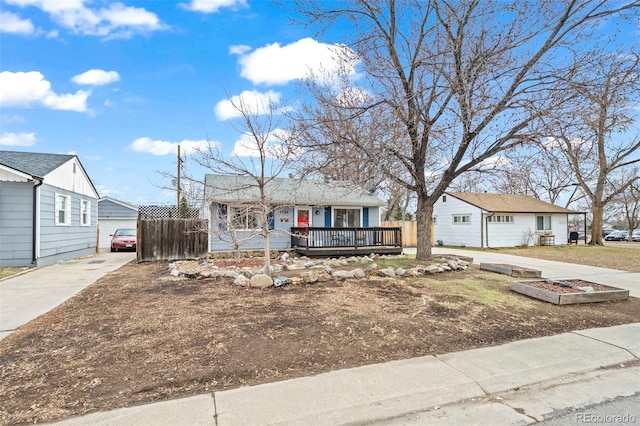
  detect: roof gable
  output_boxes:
[0,150,75,179]
[204,174,385,206]
[447,192,576,214]
[98,197,138,211]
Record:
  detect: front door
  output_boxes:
[296,208,310,227]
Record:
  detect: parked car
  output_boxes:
[631,230,640,242]
[604,230,627,241]
[110,228,137,252]
[602,229,615,238]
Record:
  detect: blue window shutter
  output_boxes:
[363,207,369,227]
[324,206,331,227]
[218,203,227,230]
[267,209,275,230]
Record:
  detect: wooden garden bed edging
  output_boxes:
[480,263,541,278]
[511,280,629,305]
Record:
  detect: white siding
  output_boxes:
[433,195,483,247]
[44,158,98,198]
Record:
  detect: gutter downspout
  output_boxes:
[485,213,495,248]
[32,178,43,264]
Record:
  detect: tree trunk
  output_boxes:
[415,195,434,261]
[589,203,604,245]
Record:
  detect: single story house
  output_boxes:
[432,192,578,248]
[97,197,138,249]
[204,174,402,255]
[0,150,99,267]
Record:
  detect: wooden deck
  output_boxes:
[290,227,403,257]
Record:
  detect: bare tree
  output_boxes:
[290,0,639,260]
[547,53,640,245]
[610,169,640,241]
[191,92,296,274]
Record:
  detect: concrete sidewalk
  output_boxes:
[425,247,640,298]
[0,251,135,340]
[50,323,640,425]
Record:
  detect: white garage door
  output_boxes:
[98,218,138,248]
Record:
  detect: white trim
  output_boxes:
[55,193,71,226]
[35,185,41,259]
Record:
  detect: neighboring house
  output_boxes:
[97,197,138,249]
[0,150,99,267]
[204,174,399,254]
[433,192,578,248]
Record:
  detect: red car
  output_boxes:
[110,228,137,252]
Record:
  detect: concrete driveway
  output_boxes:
[0,251,135,341]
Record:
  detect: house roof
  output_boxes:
[205,174,385,206]
[0,150,76,179]
[447,192,577,214]
[98,197,139,211]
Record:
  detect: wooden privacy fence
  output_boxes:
[137,219,209,261]
[381,221,434,247]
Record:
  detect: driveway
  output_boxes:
[0,252,135,341]
[402,247,640,298]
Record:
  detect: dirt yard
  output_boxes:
[1,258,639,424]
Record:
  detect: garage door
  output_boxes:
[98,218,137,248]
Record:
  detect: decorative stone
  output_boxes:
[578,286,594,293]
[301,271,319,283]
[250,274,273,288]
[425,265,439,274]
[303,261,315,268]
[333,270,355,280]
[395,268,406,277]
[324,266,333,275]
[440,265,452,272]
[233,275,250,286]
[170,269,182,277]
[317,271,332,282]
[273,276,292,287]
[352,268,366,278]
[364,263,379,274]
[446,260,458,270]
[280,253,290,262]
[225,271,239,279]
[378,268,395,277]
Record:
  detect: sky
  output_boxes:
[0,0,348,205]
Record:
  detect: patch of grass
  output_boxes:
[0,267,30,280]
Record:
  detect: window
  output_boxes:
[487,215,514,223]
[334,208,360,227]
[536,215,552,232]
[55,194,71,226]
[432,216,437,224]
[229,206,262,229]
[80,200,91,226]
[453,215,471,224]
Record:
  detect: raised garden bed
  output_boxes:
[511,279,629,305]
[480,263,541,278]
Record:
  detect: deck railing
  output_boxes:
[290,227,402,250]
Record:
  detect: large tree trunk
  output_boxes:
[415,195,434,261]
[589,202,604,245]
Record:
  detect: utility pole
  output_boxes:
[177,144,181,210]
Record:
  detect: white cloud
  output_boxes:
[180,0,247,13]
[0,11,35,34]
[231,129,290,158]
[480,155,511,168]
[229,44,250,55]
[214,90,281,120]
[127,137,214,156]
[1,114,26,123]
[0,71,90,112]
[5,0,166,39]
[72,69,120,86]
[0,132,36,146]
[234,37,357,86]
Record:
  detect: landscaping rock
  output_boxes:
[225,271,240,279]
[333,270,355,280]
[303,261,315,268]
[233,275,250,286]
[280,252,290,262]
[273,276,292,288]
[317,271,332,282]
[395,268,406,277]
[364,263,379,274]
[300,271,319,283]
[447,260,458,270]
[250,274,273,288]
[441,265,452,272]
[379,268,396,277]
[425,265,439,274]
[170,269,182,277]
[352,268,366,278]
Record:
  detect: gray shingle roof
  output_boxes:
[448,192,577,214]
[0,150,76,178]
[204,174,385,206]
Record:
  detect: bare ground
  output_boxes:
[1,259,639,425]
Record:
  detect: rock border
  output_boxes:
[168,254,472,289]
